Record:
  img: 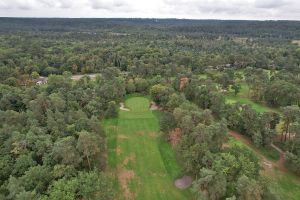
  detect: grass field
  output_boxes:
[227,137,300,200]
[267,169,300,200]
[225,83,278,113]
[104,95,193,200]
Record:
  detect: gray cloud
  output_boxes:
[254,0,287,8]
[88,0,133,11]
[0,0,299,20]
[0,0,36,10]
[0,0,75,10]
[57,0,74,9]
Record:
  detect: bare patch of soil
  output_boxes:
[118,134,129,140]
[180,77,189,91]
[71,74,98,81]
[123,153,136,166]
[149,132,158,138]
[169,128,182,148]
[117,153,137,200]
[118,168,135,200]
[149,101,159,110]
[116,146,122,156]
[175,176,193,189]
[271,143,286,172]
[136,131,144,136]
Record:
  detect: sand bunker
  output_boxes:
[175,176,193,189]
[120,103,130,111]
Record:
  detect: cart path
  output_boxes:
[229,131,286,171]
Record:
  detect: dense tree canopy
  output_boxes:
[1,18,300,199]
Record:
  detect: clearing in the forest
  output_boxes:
[104,95,192,200]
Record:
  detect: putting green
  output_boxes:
[104,96,192,200]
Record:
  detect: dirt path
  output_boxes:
[229,131,286,171]
[271,143,286,171]
[229,131,261,155]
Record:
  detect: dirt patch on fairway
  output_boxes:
[118,168,135,200]
[118,134,129,140]
[169,128,182,148]
[120,103,130,111]
[149,132,158,138]
[118,154,136,200]
[175,176,193,189]
[118,167,135,200]
[136,131,144,136]
[123,154,136,166]
[116,146,122,155]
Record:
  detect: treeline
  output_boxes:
[1,19,300,86]
[185,69,300,175]
[1,18,300,39]
[154,69,300,181]
[0,69,127,199]
[1,18,300,199]
[278,106,300,175]
[244,68,300,107]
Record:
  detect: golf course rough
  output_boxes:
[104,96,192,200]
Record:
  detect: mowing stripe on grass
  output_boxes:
[104,96,193,200]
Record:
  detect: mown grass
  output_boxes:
[225,95,272,113]
[104,96,193,200]
[225,83,279,113]
[267,169,300,200]
[103,118,120,192]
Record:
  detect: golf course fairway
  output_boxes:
[104,96,192,200]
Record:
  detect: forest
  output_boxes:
[0,18,300,200]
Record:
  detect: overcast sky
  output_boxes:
[0,0,299,20]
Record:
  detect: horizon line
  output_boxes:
[0,17,300,22]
